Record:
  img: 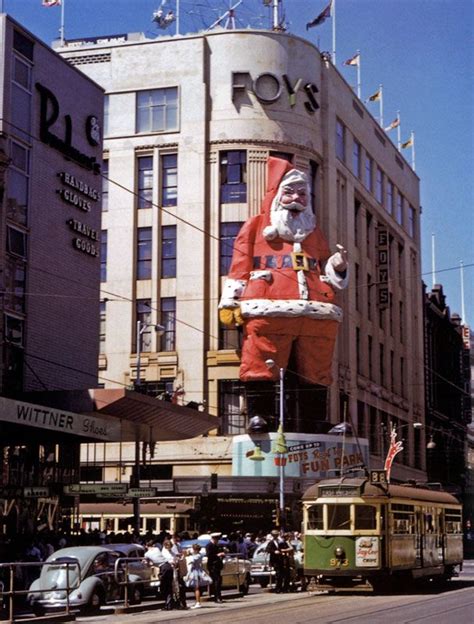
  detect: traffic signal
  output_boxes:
[210,473,218,489]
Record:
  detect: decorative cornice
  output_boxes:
[209,138,320,159]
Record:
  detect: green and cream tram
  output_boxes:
[302,477,463,591]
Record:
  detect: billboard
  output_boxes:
[232,433,369,479]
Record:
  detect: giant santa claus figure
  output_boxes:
[218,157,348,386]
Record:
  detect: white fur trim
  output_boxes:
[249,270,273,282]
[218,278,247,308]
[240,299,343,321]
[263,225,278,240]
[324,254,349,290]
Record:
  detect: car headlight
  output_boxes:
[334,546,345,560]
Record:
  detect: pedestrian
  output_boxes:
[205,532,226,603]
[170,533,188,609]
[184,543,213,609]
[144,540,174,610]
[266,529,291,593]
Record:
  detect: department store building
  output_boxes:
[57,27,425,532]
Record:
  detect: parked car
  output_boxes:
[180,538,252,595]
[251,540,304,589]
[104,543,152,596]
[27,545,144,615]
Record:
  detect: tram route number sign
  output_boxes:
[370,470,387,485]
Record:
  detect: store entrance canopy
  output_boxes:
[89,388,217,442]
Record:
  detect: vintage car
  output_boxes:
[180,538,252,595]
[251,540,304,589]
[27,545,146,615]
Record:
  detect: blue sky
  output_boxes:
[3,0,473,324]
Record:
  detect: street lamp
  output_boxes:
[133,319,165,535]
[265,359,286,530]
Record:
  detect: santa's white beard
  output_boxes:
[264,201,316,243]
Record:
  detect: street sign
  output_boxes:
[127,487,157,498]
[64,483,127,496]
[370,469,387,485]
[24,487,50,497]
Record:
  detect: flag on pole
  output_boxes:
[343,52,360,67]
[366,88,381,102]
[385,117,400,132]
[306,1,332,29]
[42,0,61,6]
[401,136,413,149]
[384,424,404,483]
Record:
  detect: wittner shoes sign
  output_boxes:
[0,397,120,441]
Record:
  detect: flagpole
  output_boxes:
[411,131,416,170]
[379,84,384,128]
[176,0,180,35]
[396,110,401,151]
[332,0,336,64]
[59,0,65,46]
[356,50,361,99]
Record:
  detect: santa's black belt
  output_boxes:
[252,253,319,271]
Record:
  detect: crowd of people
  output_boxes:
[0,527,304,608]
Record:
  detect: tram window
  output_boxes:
[424,513,435,533]
[445,509,462,534]
[118,517,133,532]
[307,505,324,530]
[392,512,414,534]
[327,504,351,530]
[355,505,377,530]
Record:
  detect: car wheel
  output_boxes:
[259,578,269,588]
[32,605,46,617]
[240,573,251,595]
[128,584,142,605]
[82,589,104,614]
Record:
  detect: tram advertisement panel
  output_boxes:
[232,433,369,478]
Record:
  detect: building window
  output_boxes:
[355,263,360,311]
[368,335,373,379]
[161,154,177,207]
[136,87,178,133]
[104,95,109,136]
[137,227,152,280]
[219,323,242,351]
[375,167,383,204]
[386,180,394,215]
[137,156,153,209]
[364,154,373,192]
[99,300,106,354]
[4,257,26,314]
[354,199,360,246]
[220,222,242,275]
[379,343,385,386]
[366,211,372,256]
[408,205,416,237]
[336,120,345,162]
[7,141,29,226]
[356,326,361,373]
[220,151,247,203]
[390,350,395,391]
[102,160,109,212]
[160,297,176,351]
[219,380,246,435]
[352,140,361,177]
[100,231,107,282]
[367,273,372,320]
[396,192,404,225]
[6,225,27,258]
[11,54,32,140]
[136,299,152,352]
[161,225,176,278]
[400,356,405,396]
[4,314,24,347]
[399,300,404,341]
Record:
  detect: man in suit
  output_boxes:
[206,532,226,603]
[266,530,292,592]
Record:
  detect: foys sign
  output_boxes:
[232,72,320,114]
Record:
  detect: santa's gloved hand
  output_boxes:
[331,244,348,273]
[219,307,244,326]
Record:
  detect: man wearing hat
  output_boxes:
[266,530,292,593]
[219,157,348,387]
[206,532,226,603]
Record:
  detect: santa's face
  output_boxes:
[267,177,315,243]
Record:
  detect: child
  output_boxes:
[184,543,212,609]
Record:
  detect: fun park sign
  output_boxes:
[232,433,369,479]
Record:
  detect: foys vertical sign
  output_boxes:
[36,83,101,173]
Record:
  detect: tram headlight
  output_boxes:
[334,546,345,560]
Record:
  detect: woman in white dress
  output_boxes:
[184,543,212,609]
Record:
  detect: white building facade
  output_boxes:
[58,29,425,523]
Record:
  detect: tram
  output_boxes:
[302,475,463,591]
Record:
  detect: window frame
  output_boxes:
[220,150,247,203]
[161,153,177,207]
[136,87,178,134]
[136,227,152,280]
[137,155,154,209]
[161,225,177,278]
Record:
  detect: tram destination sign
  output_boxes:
[318,485,360,498]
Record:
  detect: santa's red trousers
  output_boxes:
[240,316,339,386]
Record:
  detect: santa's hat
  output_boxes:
[262,158,309,240]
